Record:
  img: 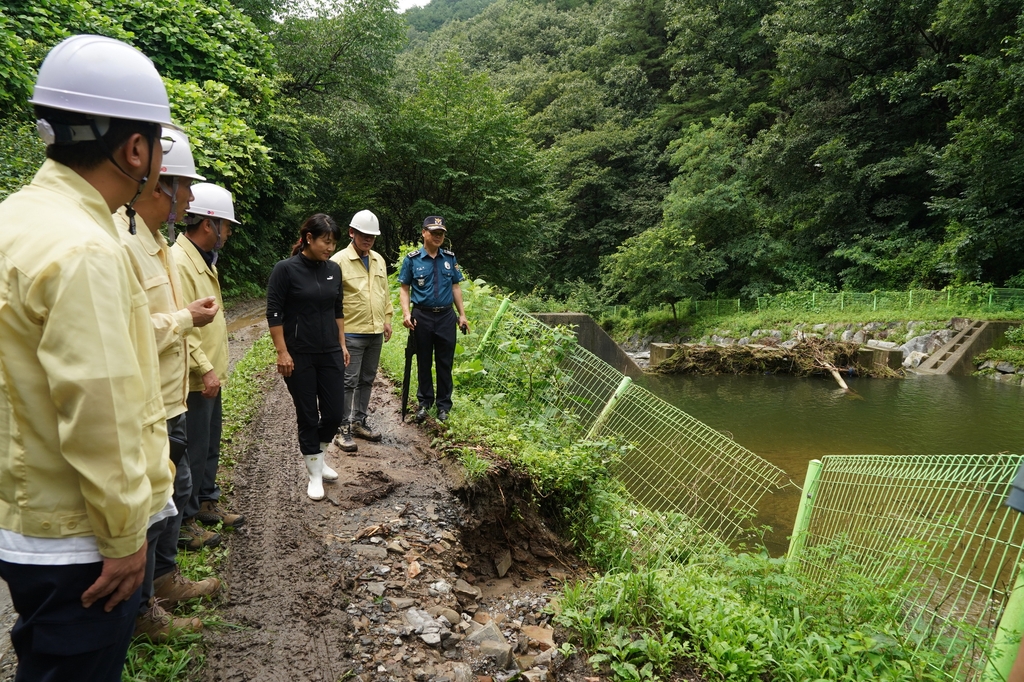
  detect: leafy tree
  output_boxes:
[371,51,548,289]
[604,223,721,317]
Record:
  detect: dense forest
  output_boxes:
[2,0,1024,308]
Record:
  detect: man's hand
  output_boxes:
[187,296,219,327]
[402,312,416,330]
[458,315,469,334]
[201,369,221,398]
[383,322,393,343]
[81,542,147,612]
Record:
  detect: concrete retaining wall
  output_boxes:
[532,313,644,377]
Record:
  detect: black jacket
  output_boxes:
[266,254,344,354]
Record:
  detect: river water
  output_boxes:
[637,372,1024,554]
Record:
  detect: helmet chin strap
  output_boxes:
[89,119,153,235]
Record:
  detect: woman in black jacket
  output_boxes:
[267,214,350,500]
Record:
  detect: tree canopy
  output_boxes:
[3,0,1024,304]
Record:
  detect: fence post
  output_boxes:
[990,291,995,309]
[478,298,510,354]
[981,559,1024,682]
[812,292,816,307]
[947,289,951,308]
[840,292,844,311]
[785,459,823,574]
[873,294,877,312]
[587,376,632,440]
[908,290,913,309]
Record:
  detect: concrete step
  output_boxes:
[914,320,1021,375]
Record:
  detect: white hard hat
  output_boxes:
[349,209,380,236]
[159,127,205,181]
[30,35,172,126]
[186,183,239,224]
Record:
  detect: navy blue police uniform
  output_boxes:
[398,242,464,415]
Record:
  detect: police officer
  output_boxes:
[398,216,469,422]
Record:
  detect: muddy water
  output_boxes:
[637,373,1024,555]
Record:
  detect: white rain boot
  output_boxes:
[303,453,325,500]
[318,442,339,481]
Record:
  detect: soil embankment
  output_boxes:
[200,314,588,681]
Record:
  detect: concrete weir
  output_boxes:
[531,313,644,377]
[914,319,1022,375]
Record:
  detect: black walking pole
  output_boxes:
[401,328,417,419]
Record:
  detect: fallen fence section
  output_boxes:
[477,299,790,551]
[788,454,1024,682]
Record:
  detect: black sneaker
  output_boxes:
[437,411,449,422]
[414,406,428,423]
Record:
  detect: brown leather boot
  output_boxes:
[351,419,382,442]
[179,518,221,551]
[196,500,246,528]
[153,568,221,605]
[134,600,203,642]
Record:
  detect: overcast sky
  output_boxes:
[397,0,429,10]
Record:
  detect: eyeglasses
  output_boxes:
[160,136,175,154]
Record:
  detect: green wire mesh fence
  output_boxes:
[754,288,1024,315]
[787,454,1024,681]
[477,299,790,550]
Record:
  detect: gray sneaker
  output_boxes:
[334,423,358,453]
[351,419,382,442]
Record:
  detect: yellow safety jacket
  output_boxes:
[0,160,173,558]
[172,233,228,391]
[118,210,192,418]
[331,242,393,334]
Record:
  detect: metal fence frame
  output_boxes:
[788,455,1024,681]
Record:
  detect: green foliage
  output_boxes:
[221,332,277,453]
[405,0,498,37]
[371,51,549,287]
[0,120,45,200]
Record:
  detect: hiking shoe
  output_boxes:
[179,518,221,551]
[153,568,221,605]
[197,500,245,528]
[414,406,428,423]
[134,601,203,642]
[351,419,382,442]
[437,411,449,423]
[334,423,358,453]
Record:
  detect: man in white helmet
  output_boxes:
[0,34,175,680]
[117,127,223,641]
[331,210,393,452]
[173,184,246,544]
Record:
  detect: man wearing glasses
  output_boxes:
[332,210,393,452]
[398,216,470,423]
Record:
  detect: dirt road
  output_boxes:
[200,315,579,681]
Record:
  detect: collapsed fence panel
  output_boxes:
[478,300,790,548]
[790,454,1024,681]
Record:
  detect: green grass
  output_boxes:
[123,333,274,681]
[388,280,964,682]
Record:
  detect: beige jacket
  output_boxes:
[0,160,173,558]
[118,210,192,418]
[331,242,393,334]
[172,232,228,391]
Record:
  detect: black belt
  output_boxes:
[412,305,452,313]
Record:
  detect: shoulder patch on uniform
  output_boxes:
[442,248,455,256]
[407,249,421,257]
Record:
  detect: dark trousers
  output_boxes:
[343,333,384,425]
[282,351,346,455]
[413,307,457,413]
[139,517,167,614]
[0,560,142,682]
[184,392,221,519]
[156,414,191,580]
